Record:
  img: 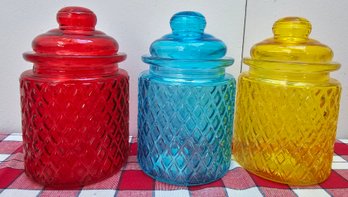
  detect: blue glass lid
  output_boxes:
[142,11,234,68]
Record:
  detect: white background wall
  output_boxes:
[0,0,347,138]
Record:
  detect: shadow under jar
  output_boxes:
[233,17,341,185]
[137,11,236,186]
[20,7,129,187]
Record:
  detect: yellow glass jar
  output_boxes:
[233,17,341,185]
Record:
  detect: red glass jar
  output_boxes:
[20,7,129,187]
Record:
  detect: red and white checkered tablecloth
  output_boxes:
[0,133,348,197]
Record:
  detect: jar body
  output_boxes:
[138,71,235,186]
[233,72,341,185]
[20,68,129,187]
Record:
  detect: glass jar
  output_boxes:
[233,17,341,185]
[137,11,236,186]
[20,7,129,187]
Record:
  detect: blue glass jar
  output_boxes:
[137,11,236,186]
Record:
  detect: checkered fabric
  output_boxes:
[0,133,347,197]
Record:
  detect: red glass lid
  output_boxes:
[24,7,126,64]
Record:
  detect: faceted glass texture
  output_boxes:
[233,73,341,185]
[138,74,235,185]
[20,72,129,186]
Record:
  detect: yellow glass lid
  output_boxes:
[244,17,340,72]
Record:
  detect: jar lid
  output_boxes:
[142,11,234,68]
[244,17,340,72]
[24,7,126,64]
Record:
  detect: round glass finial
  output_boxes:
[57,7,97,31]
[170,11,206,36]
[273,17,312,43]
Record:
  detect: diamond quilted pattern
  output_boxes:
[138,76,235,186]
[233,73,341,185]
[20,72,129,186]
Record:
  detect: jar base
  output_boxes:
[24,158,127,188]
[138,159,229,186]
[239,164,330,186]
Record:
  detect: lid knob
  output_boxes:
[273,17,311,43]
[57,7,97,31]
[170,11,206,37]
